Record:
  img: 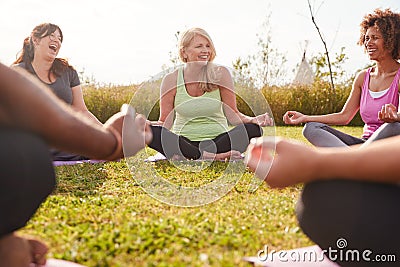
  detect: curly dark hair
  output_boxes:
[358,8,400,60]
[13,23,73,80]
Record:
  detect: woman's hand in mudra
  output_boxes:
[253,113,273,127]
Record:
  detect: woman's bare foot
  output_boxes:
[202,150,243,161]
[0,233,48,267]
[170,154,186,161]
[28,238,48,265]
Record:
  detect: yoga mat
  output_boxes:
[30,258,87,267]
[243,245,339,267]
[53,159,106,166]
[144,152,167,162]
[145,152,245,162]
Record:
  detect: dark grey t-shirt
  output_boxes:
[15,62,80,105]
[15,62,87,161]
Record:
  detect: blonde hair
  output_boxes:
[178,28,220,92]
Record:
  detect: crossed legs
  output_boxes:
[149,123,262,159]
[0,128,55,266]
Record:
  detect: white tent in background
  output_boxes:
[293,42,315,85]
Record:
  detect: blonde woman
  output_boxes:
[149,28,272,160]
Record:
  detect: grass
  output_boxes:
[21,126,363,267]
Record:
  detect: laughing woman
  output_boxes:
[148,28,272,161]
[13,23,102,161]
[283,8,400,147]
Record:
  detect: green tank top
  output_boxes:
[172,68,229,141]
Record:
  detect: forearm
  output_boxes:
[150,120,168,127]
[153,112,174,129]
[0,65,118,159]
[81,109,103,126]
[227,111,254,125]
[305,112,351,125]
[316,136,400,183]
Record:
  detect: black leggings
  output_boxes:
[148,123,263,159]
[297,180,400,267]
[0,128,55,238]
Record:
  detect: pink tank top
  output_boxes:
[359,67,400,139]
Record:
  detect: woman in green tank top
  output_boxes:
[148,28,272,160]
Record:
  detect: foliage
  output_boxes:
[83,85,137,123]
[232,9,288,88]
[82,80,363,127]
[309,47,349,86]
[129,80,162,121]
[261,81,363,126]
[307,0,336,94]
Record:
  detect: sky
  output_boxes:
[1,0,399,85]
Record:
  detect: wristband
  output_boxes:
[104,126,123,161]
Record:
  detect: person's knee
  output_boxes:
[0,130,55,236]
[23,132,56,197]
[1,130,55,194]
[377,122,400,138]
[244,123,263,138]
[297,180,400,266]
[295,180,351,248]
[302,122,324,139]
[296,181,326,237]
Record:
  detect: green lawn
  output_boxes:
[22,126,363,267]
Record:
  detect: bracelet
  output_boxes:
[104,126,123,161]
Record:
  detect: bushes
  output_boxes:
[261,81,363,126]
[83,85,137,123]
[83,81,363,126]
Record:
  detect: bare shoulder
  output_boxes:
[215,65,234,91]
[216,65,232,78]
[160,69,178,94]
[352,68,368,89]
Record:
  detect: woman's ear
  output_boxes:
[181,48,187,61]
[183,55,188,62]
[32,37,40,46]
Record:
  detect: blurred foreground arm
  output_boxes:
[245,136,400,188]
[0,63,152,160]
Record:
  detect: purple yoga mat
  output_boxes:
[30,258,87,267]
[53,159,106,166]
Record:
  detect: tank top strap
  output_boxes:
[177,67,185,93]
[391,67,400,89]
[361,67,372,92]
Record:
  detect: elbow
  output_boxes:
[343,118,353,125]
[336,119,351,126]
[337,112,354,125]
[226,116,242,126]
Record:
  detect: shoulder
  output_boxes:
[353,68,369,88]
[214,65,234,90]
[214,64,232,78]
[160,69,178,94]
[216,65,231,74]
[12,62,27,69]
[67,65,79,76]
[56,60,80,86]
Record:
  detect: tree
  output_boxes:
[307,0,336,108]
[233,9,287,88]
[161,31,181,72]
[309,46,348,85]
